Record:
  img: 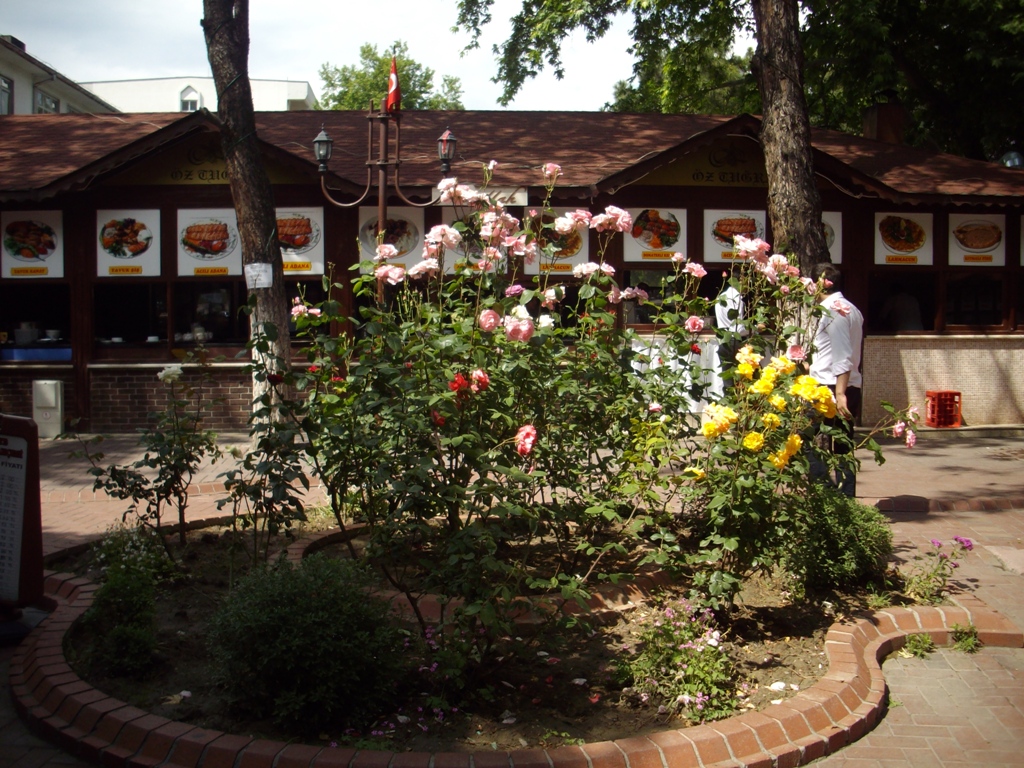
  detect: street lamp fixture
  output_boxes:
[438,129,457,176]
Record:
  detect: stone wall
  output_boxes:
[862,335,1024,427]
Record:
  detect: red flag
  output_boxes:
[386,57,401,114]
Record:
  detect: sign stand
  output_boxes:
[0,414,45,645]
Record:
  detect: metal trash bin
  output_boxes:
[32,379,64,439]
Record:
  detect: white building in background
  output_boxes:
[1,35,118,115]
[78,77,318,112]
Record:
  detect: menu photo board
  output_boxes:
[357,207,425,274]
[276,208,325,276]
[177,208,242,276]
[874,212,934,265]
[527,208,591,276]
[822,211,843,264]
[1,210,64,279]
[96,210,161,277]
[625,208,687,263]
[703,209,767,263]
[948,213,1005,267]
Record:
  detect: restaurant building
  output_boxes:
[2,109,1023,432]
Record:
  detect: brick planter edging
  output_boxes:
[10,548,1023,768]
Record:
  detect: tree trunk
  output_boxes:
[202,0,291,411]
[750,0,830,275]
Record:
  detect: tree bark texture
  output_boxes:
[750,0,830,275]
[202,0,291,392]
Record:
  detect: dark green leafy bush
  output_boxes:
[207,554,405,735]
[783,484,893,591]
[78,568,157,677]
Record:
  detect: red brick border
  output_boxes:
[11,535,1023,768]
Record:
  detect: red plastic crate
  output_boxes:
[925,390,962,428]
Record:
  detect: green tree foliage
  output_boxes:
[801,0,1024,160]
[607,42,758,115]
[319,40,464,111]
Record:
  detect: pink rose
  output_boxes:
[504,316,535,342]
[478,309,501,332]
[470,369,490,392]
[515,424,538,456]
[786,344,806,362]
[905,429,917,448]
[892,421,906,437]
[375,243,399,262]
[684,316,704,333]
[505,284,525,298]
[684,261,707,278]
[542,162,561,182]
[374,264,406,285]
[649,402,662,413]
[831,298,852,317]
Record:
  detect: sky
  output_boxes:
[3,0,648,111]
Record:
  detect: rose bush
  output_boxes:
[247,162,916,672]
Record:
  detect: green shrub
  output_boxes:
[79,568,157,677]
[899,633,935,658]
[207,554,405,735]
[951,623,982,654]
[616,597,737,723]
[783,485,893,591]
[92,522,176,579]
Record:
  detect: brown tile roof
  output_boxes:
[2,109,1023,205]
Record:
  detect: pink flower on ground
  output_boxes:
[905,429,917,448]
[515,424,538,456]
[787,344,807,362]
[684,261,707,278]
[685,316,705,333]
[478,309,501,332]
[470,369,489,392]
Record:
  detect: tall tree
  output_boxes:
[319,40,465,111]
[456,0,830,271]
[801,0,1024,161]
[202,0,291,406]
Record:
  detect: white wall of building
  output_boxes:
[1,35,118,114]
[79,77,317,112]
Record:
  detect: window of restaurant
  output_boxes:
[943,271,1006,329]
[0,75,12,115]
[33,88,58,114]
[1,283,71,342]
[623,267,728,326]
[865,272,936,333]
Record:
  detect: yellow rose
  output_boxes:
[784,433,803,455]
[769,356,796,374]
[768,450,789,469]
[737,362,755,380]
[742,432,765,451]
[683,467,706,480]
[770,395,788,411]
[762,413,782,431]
[736,345,763,367]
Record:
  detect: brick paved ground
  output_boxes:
[2,428,1022,768]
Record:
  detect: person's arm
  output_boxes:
[829,316,855,418]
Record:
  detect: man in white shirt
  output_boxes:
[808,263,863,497]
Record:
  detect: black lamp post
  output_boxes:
[313,114,456,252]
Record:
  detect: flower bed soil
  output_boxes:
[55,524,877,753]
